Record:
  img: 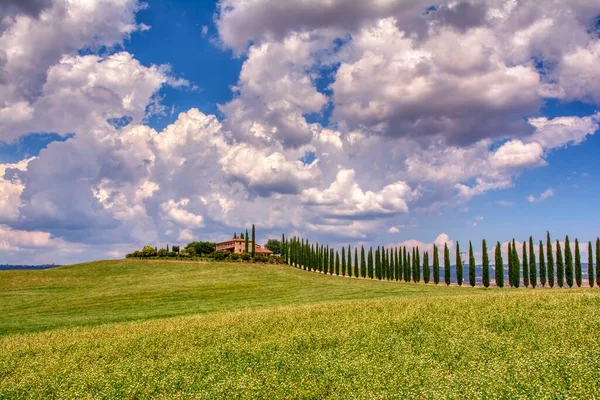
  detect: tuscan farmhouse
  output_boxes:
[216,238,273,256]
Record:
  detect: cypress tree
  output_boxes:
[251,224,256,257]
[281,234,286,261]
[588,241,594,288]
[574,239,582,287]
[387,248,392,280]
[423,251,430,284]
[347,246,351,277]
[565,236,574,288]
[324,246,329,273]
[335,251,340,276]
[245,230,249,254]
[330,248,335,275]
[375,248,381,280]
[407,251,412,282]
[410,247,417,282]
[482,239,490,288]
[556,240,564,288]
[547,232,554,288]
[404,247,409,282]
[456,241,463,286]
[469,241,476,287]
[495,242,504,288]
[354,247,359,278]
[522,241,529,287]
[597,238,600,287]
[433,245,440,285]
[444,243,451,286]
[341,246,346,276]
[368,247,374,279]
[529,237,536,288]
[512,239,520,288]
[233,233,237,239]
[394,248,399,280]
[539,240,546,287]
[360,246,366,278]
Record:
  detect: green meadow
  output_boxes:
[1,260,599,399]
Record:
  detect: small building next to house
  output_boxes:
[216,238,273,256]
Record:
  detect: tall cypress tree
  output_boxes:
[330,248,335,275]
[556,240,564,288]
[251,224,256,257]
[395,247,399,281]
[407,251,412,282]
[403,247,409,282]
[245,229,249,254]
[368,247,374,279]
[423,251,430,284]
[411,247,417,282]
[375,247,381,280]
[482,239,490,288]
[444,243,451,286]
[565,236,574,288]
[522,241,529,287]
[529,237,536,288]
[354,247,359,278]
[360,246,366,278]
[547,232,554,288]
[597,238,600,287]
[588,241,594,288]
[469,241,476,287]
[539,240,546,287]
[341,246,346,276]
[495,241,504,288]
[416,247,421,282]
[513,239,520,288]
[433,245,440,285]
[335,251,340,276]
[574,239,582,287]
[456,242,463,286]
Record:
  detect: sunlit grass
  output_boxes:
[1,260,599,398]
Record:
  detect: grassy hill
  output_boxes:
[1,260,599,398]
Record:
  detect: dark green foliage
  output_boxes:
[376,247,381,280]
[423,251,430,284]
[245,230,249,254]
[495,242,504,288]
[341,247,346,276]
[185,241,216,256]
[482,240,489,288]
[456,242,463,286]
[565,236,574,288]
[539,240,546,287]
[368,248,374,279]
[265,239,281,255]
[522,241,529,287]
[407,251,412,282]
[574,239,582,287]
[360,246,365,278]
[556,240,564,288]
[404,247,409,283]
[444,243,451,286]
[433,245,440,285]
[354,247,359,278]
[233,233,237,239]
[529,237,536,288]
[395,247,400,281]
[588,241,594,288]
[251,224,256,258]
[512,239,520,288]
[469,241,476,287]
[330,248,335,275]
[335,251,340,276]
[547,232,554,288]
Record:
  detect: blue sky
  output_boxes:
[1,0,600,264]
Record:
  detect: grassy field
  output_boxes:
[1,260,599,399]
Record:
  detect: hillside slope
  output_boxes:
[1,260,599,399]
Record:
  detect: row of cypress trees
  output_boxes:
[280,233,599,288]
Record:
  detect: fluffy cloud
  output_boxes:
[301,168,416,219]
[527,188,554,203]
